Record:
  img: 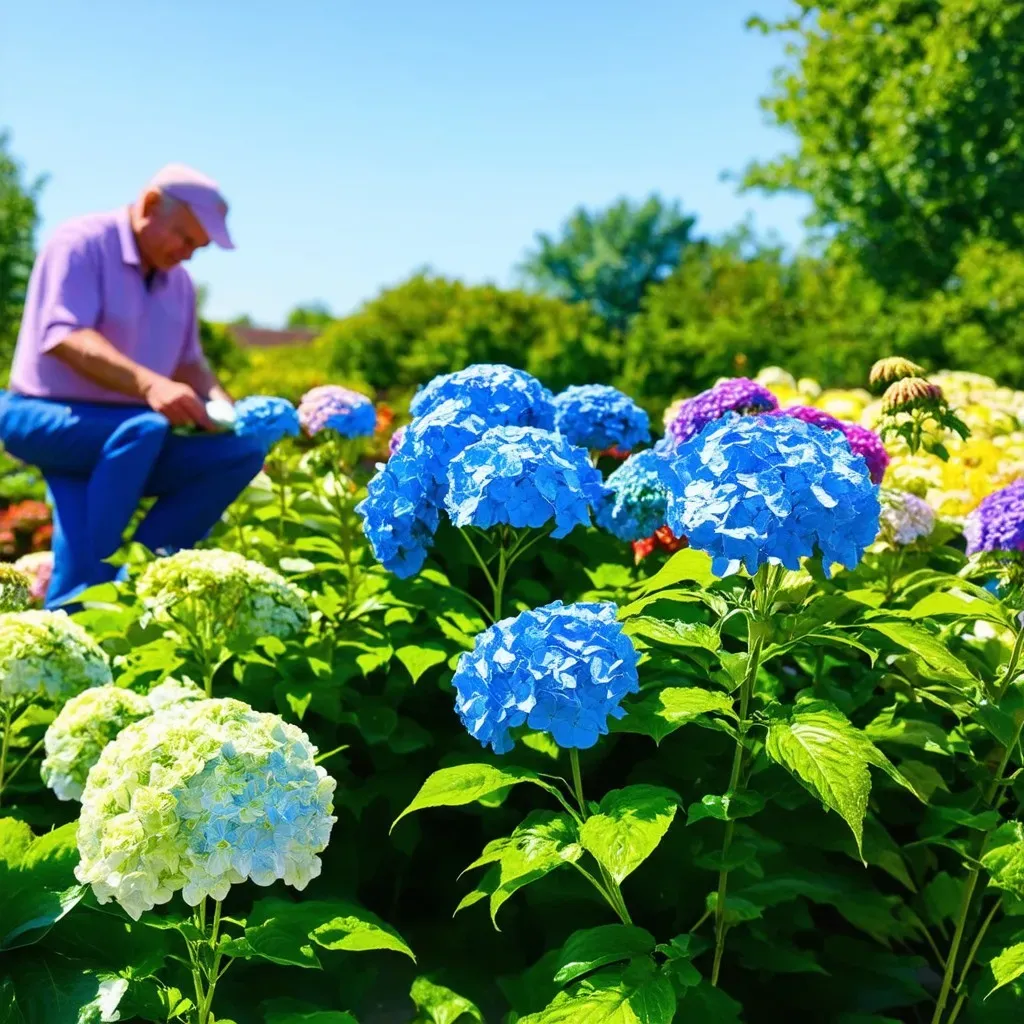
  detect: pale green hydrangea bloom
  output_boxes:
[76,697,337,920]
[135,549,309,646]
[42,677,205,802]
[0,564,30,613]
[42,685,152,801]
[0,610,112,708]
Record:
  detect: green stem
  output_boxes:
[711,624,766,987]
[3,738,44,791]
[931,871,980,1024]
[0,705,12,807]
[946,898,1002,1024]
[494,543,507,623]
[993,626,1024,703]
[189,898,226,1024]
[569,749,632,926]
[276,455,288,541]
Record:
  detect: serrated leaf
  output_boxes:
[910,589,1013,627]
[518,959,676,1024]
[409,976,484,1024]
[981,822,1024,899]
[580,785,680,883]
[686,792,765,826]
[396,643,448,684]
[988,942,1024,997]
[895,760,949,802]
[231,897,414,968]
[624,617,721,653]
[552,925,657,985]
[613,687,736,744]
[866,621,976,683]
[618,589,715,618]
[635,548,716,593]
[393,764,559,830]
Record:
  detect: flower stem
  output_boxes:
[946,898,1002,1024]
[189,898,226,1024]
[711,619,767,987]
[569,749,632,926]
[0,705,12,807]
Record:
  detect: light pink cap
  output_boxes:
[147,163,234,250]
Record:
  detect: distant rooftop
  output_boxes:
[230,326,319,348]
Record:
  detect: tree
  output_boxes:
[0,132,44,368]
[286,302,333,330]
[322,272,618,395]
[745,1,1024,294]
[520,194,698,329]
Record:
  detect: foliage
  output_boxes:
[286,302,334,330]
[520,194,698,330]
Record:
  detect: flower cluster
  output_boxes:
[452,601,639,752]
[842,423,890,485]
[664,378,778,445]
[632,526,687,563]
[298,385,377,438]
[13,551,52,605]
[658,415,880,577]
[0,564,30,612]
[772,405,844,433]
[877,488,935,547]
[233,395,301,448]
[75,697,337,919]
[0,610,111,708]
[446,426,604,539]
[136,550,309,646]
[40,679,199,802]
[552,384,650,452]
[410,364,555,428]
[595,449,668,542]
[964,479,1024,555]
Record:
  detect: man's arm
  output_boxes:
[50,329,214,428]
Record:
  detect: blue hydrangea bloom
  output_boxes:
[232,396,301,448]
[553,384,650,452]
[356,454,440,578]
[596,449,668,542]
[298,385,377,438]
[410,364,556,429]
[445,426,603,539]
[657,415,880,577]
[401,399,488,506]
[453,600,639,752]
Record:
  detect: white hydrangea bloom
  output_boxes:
[0,564,30,612]
[135,549,309,646]
[0,610,112,708]
[878,488,936,547]
[41,677,206,802]
[41,685,152,801]
[755,366,797,390]
[76,697,337,920]
[145,676,204,711]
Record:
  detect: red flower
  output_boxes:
[31,524,53,551]
[4,500,51,534]
[632,526,688,563]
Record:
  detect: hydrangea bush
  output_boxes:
[552,384,650,453]
[664,377,778,445]
[298,384,377,438]
[409,363,555,428]
[233,395,301,447]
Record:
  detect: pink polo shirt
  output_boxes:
[9,207,203,404]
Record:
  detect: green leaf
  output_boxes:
[266,1013,359,1024]
[765,700,904,856]
[580,785,680,883]
[552,925,657,984]
[705,891,763,923]
[617,589,715,618]
[518,959,676,1024]
[910,589,1013,627]
[686,792,765,826]
[895,760,949,802]
[623,617,721,653]
[865,621,976,683]
[393,764,560,830]
[988,942,1024,997]
[409,976,484,1024]
[635,548,716,593]
[228,897,414,968]
[0,956,127,1024]
[395,643,448,684]
[614,687,735,744]
[981,822,1024,899]
[462,811,582,925]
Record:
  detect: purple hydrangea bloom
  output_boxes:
[452,601,640,752]
[232,396,301,448]
[552,384,650,452]
[841,423,889,485]
[298,385,377,438]
[965,480,1024,555]
[665,378,778,445]
[445,426,604,539]
[657,415,880,577]
[771,405,845,433]
[410,364,556,429]
[388,425,406,456]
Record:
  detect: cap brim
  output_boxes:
[191,203,235,250]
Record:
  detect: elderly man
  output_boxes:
[0,164,265,608]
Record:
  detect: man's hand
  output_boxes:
[142,377,214,429]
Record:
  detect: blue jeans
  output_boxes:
[0,393,266,608]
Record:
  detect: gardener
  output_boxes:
[0,163,265,608]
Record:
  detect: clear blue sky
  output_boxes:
[2,0,807,325]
